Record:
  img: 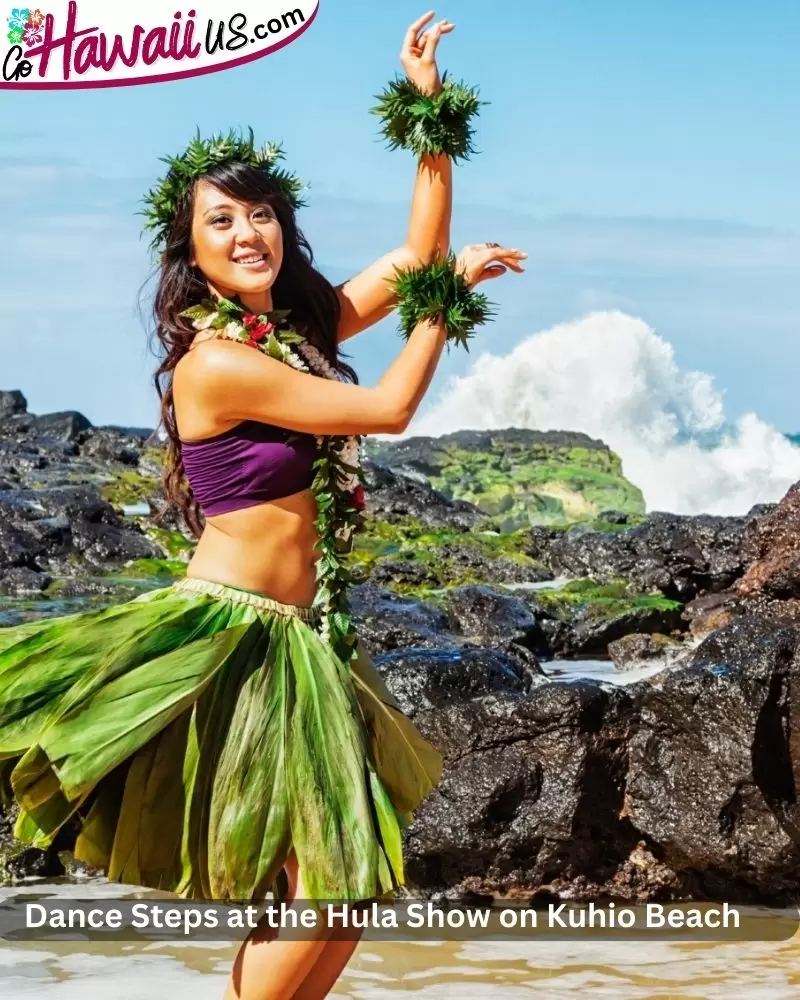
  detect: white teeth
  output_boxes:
[237,255,264,263]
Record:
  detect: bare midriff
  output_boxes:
[186,487,320,607]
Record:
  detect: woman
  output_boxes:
[0,12,525,1000]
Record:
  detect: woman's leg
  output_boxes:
[289,923,364,1000]
[222,851,333,1000]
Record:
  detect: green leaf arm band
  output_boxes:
[371,73,485,163]
[391,252,494,351]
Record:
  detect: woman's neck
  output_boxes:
[207,281,273,315]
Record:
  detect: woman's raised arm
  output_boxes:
[336,13,455,343]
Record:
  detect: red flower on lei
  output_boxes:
[352,484,366,511]
[242,313,274,343]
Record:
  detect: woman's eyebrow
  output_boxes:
[203,203,271,217]
[203,203,235,216]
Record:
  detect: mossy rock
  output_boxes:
[143,526,195,559]
[140,447,165,468]
[112,558,187,582]
[368,430,646,528]
[350,515,547,599]
[100,470,161,510]
[530,577,682,623]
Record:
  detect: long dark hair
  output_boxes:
[148,161,357,537]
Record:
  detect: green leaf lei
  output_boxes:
[392,251,495,351]
[179,297,364,664]
[371,73,485,162]
[141,128,307,257]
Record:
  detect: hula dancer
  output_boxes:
[0,11,525,999]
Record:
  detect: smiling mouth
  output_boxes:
[235,253,268,267]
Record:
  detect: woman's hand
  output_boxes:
[455,243,528,288]
[400,10,455,97]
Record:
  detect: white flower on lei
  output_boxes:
[283,350,309,372]
[267,334,309,371]
[191,310,219,331]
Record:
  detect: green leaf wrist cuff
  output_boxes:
[392,252,494,351]
[371,73,484,162]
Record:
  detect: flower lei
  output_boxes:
[179,296,364,664]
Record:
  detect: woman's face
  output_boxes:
[189,179,284,312]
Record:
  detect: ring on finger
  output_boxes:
[485,241,501,248]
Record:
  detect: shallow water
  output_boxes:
[502,577,574,593]
[544,658,664,686]
[0,881,798,998]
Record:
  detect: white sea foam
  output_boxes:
[409,311,800,516]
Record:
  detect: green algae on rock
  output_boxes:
[531,577,682,620]
[142,526,195,559]
[100,469,162,510]
[349,516,550,599]
[112,558,188,581]
[518,577,686,658]
[367,429,645,529]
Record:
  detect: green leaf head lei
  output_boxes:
[139,127,306,257]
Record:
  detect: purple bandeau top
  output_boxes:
[180,420,317,517]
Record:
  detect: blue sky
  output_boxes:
[0,0,798,430]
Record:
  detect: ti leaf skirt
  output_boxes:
[0,577,443,904]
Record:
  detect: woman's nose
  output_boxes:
[235,218,260,243]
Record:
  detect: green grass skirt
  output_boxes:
[0,577,443,904]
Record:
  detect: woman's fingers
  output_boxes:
[421,19,454,60]
[477,249,527,282]
[483,247,527,268]
[496,251,527,273]
[480,264,508,281]
[421,22,443,61]
[456,244,527,286]
[402,10,435,57]
[405,17,454,61]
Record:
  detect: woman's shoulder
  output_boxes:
[175,335,257,388]
[174,339,252,440]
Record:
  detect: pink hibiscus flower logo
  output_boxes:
[22,21,41,45]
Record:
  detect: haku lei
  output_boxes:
[179,296,364,664]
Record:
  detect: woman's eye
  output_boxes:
[211,216,230,225]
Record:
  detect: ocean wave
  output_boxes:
[409,311,800,516]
